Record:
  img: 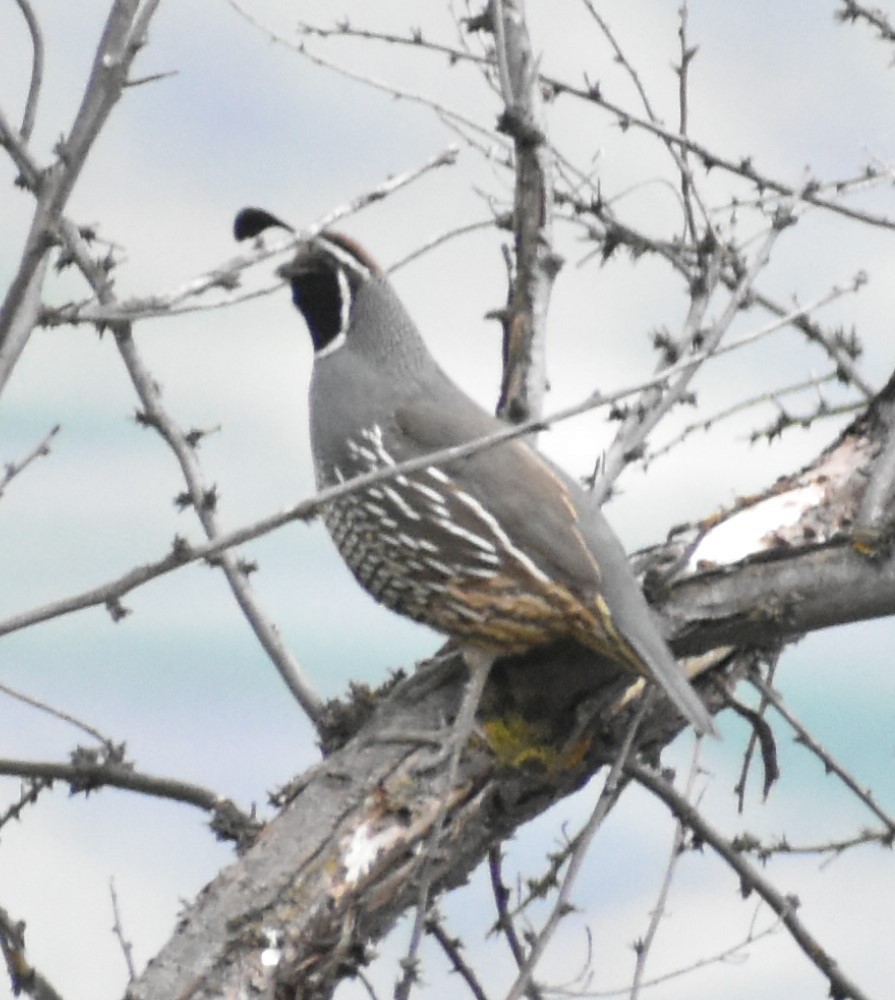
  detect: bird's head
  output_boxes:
[234,207,426,371]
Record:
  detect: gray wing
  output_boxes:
[392,373,603,594]
[393,373,716,736]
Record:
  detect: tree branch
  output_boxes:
[629,760,872,1000]
[0,0,162,393]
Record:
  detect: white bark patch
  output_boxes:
[688,483,826,569]
[341,819,409,885]
[260,929,282,968]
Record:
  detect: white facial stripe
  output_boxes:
[337,267,352,338]
[316,329,346,359]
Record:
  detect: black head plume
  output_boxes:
[233,207,294,242]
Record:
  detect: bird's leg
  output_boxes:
[440,646,494,797]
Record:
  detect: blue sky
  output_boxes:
[1,3,894,998]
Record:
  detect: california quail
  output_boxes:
[235,210,715,737]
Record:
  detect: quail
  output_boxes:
[234,209,715,738]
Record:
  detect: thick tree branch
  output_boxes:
[124,646,690,1000]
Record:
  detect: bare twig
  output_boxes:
[746,285,874,399]
[630,738,702,997]
[550,79,895,231]
[0,756,258,843]
[630,761,873,1000]
[0,1,163,393]
[587,908,782,997]
[578,0,711,240]
[117,323,326,726]
[289,17,895,232]
[388,219,496,274]
[425,911,490,1000]
[592,208,790,500]
[836,0,895,43]
[13,0,44,142]
[491,0,560,426]
[0,424,59,499]
[0,102,42,186]
[0,677,108,743]
[487,848,541,1000]
[227,3,504,151]
[0,904,65,1000]
[45,146,459,327]
[675,3,700,245]
[109,878,137,982]
[0,778,51,832]
[48,205,326,727]
[647,371,846,463]
[504,698,650,1000]
[749,674,895,836]
[733,827,894,862]
[749,400,863,445]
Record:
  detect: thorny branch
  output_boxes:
[629,761,873,1000]
[0,1,164,393]
[0,424,59,499]
[109,878,137,983]
[592,207,788,500]
[0,903,64,1000]
[630,738,702,997]
[488,848,543,1000]
[749,673,895,837]
[504,700,648,1000]
[837,0,895,43]
[425,911,489,1000]
[587,909,782,997]
[647,370,846,462]
[292,17,895,231]
[0,754,259,845]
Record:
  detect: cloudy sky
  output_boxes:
[1,3,894,999]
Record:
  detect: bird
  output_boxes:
[234,208,716,741]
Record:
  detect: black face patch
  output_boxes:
[290,268,346,353]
